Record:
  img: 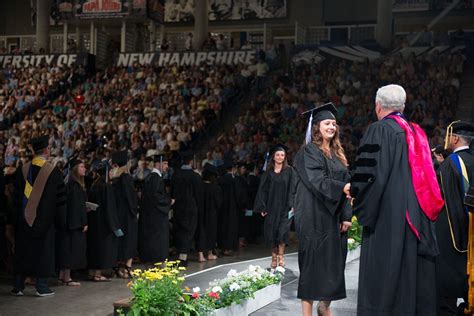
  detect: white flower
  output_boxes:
[229,282,240,291]
[348,238,355,244]
[212,286,223,293]
[227,269,238,277]
[275,266,286,274]
[248,265,256,272]
[192,287,200,293]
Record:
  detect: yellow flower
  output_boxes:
[351,216,358,223]
[172,280,177,284]
[184,286,191,292]
[178,267,186,271]
[178,277,185,282]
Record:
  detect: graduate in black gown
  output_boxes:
[10,136,67,297]
[293,103,351,316]
[217,160,241,255]
[57,159,88,286]
[138,154,173,263]
[436,121,474,315]
[87,161,121,282]
[196,163,223,262]
[171,152,203,266]
[349,85,443,316]
[236,162,252,247]
[254,144,295,269]
[111,150,138,278]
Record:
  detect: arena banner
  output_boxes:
[0,53,93,69]
[75,0,131,19]
[116,50,256,67]
[164,0,286,23]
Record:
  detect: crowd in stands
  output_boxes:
[0,46,467,179]
[210,49,466,169]
[0,61,254,179]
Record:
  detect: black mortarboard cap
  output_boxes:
[445,120,474,149]
[452,121,474,137]
[304,102,338,123]
[203,163,219,176]
[270,143,288,156]
[153,154,169,163]
[180,150,194,163]
[111,150,128,167]
[29,135,49,153]
[69,158,82,169]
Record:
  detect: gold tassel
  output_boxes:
[444,120,460,150]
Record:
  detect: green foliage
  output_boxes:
[348,216,362,251]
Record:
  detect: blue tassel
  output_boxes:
[305,112,313,145]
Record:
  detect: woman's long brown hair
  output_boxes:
[312,121,348,166]
[71,164,86,190]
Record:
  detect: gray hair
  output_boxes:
[375,84,406,112]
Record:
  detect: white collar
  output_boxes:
[454,146,470,153]
[152,168,162,177]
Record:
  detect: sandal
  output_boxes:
[271,253,278,269]
[207,254,218,260]
[317,301,331,316]
[278,253,285,267]
[93,275,111,282]
[61,279,81,286]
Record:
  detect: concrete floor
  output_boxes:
[0,243,359,315]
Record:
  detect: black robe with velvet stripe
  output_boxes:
[294,143,351,301]
[436,148,473,303]
[350,119,439,316]
[11,163,67,277]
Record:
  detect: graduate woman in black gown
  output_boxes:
[111,151,138,278]
[254,144,295,269]
[196,163,223,262]
[57,159,88,286]
[87,162,121,281]
[293,103,352,316]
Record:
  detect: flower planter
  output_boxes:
[212,283,281,316]
[346,245,361,263]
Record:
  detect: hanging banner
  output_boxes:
[75,0,131,19]
[0,53,93,69]
[116,50,256,67]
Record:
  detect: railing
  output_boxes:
[305,24,376,45]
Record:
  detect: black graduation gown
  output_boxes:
[138,172,171,263]
[113,173,138,261]
[248,173,263,239]
[196,181,223,252]
[293,144,351,301]
[350,119,439,316]
[236,175,252,239]
[253,167,295,247]
[56,178,87,269]
[87,177,120,270]
[171,168,203,253]
[217,173,241,250]
[436,149,473,303]
[12,164,67,277]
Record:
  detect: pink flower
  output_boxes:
[192,292,200,299]
[208,292,220,300]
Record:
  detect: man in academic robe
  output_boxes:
[217,159,241,255]
[139,154,174,263]
[436,121,474,315]
[170,151,203,266]
[348,84,444,315]
[9,135,67,296]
